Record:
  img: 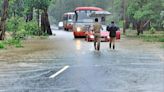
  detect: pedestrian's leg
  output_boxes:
[97,37,100,51]
[94,36,97,50]
[94,40,96,50]
[113,37,116,49]
[109,38,112,49]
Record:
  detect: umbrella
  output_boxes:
[89,11,111,17]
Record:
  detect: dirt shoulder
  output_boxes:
[0,39,56,62]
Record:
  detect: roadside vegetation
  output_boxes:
[0,41,5,49]
[125,29,164,48]
[0,0,52,49]
[0,38,22,49]
[126,30,164,42]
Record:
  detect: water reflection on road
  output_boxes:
[75,40,81,50]
[0,29,163,92]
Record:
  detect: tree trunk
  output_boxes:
[45,10,52,35]
[37,9,40,28]
[0,0,9,40]
[26,8,33,22]
[122,0,126,35]
[13,10,17,39]
[41,9,52,35]
[41,11,46,34]
[136,21,144,35]
[36,9,42,35]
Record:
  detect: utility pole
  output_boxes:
[123,0,126,35]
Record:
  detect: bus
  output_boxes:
[73,7,104,38]
[63,12,75,31]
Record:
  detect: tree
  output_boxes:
[0,0,9,40]
[30,0,52,35]
[24,0,34,22]
[160,11,164,28]
[127,0,163,35]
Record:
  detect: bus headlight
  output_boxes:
[90,35,94,39]
[77,27,81,32]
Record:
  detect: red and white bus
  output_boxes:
[63,12,75,31]
[73,7,104,38]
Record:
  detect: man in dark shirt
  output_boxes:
[107,21,119,49]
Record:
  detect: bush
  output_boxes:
[6,17,18,32]
[7,17,26,39]
[7,17,39,39]
[25,21,39,35]
[149,27,156,34]
[0,42,5,49]
[159,37,164,42]
[3,38,23,48]
[118,20,124,28]
[0,39,23,49]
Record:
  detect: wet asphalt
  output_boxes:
[0,28,164,92]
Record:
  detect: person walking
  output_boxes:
[107,21,119,49]
[93,18,103,51]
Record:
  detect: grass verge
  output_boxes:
[0,38,23,49]
[126,30,164,42]
[126,30,164,49]
[0,42,5,49]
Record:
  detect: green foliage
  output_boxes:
[25,21,39,35]
[141,35,164,42]
[3,38,23,48]
[33,0,51,10]
[159,38,164,42]
[0,38,23,49]
[6,17,18,32]
[9,0,24,17]
[7,17,39,39]
[7,17,27,39]
[127,0,164,29]
[126,31,164,42]
[0,0,2,15]
[149,27,156,34]
[109,0,164,30]
[160,11,164,28]
[0,42,5,49]
[118,21,124,28]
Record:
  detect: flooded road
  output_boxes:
[0,28,164,92]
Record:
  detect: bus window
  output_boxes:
[101,17,105,22]
[101,17,106,25]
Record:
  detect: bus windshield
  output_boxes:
[63,13,74,22]
[75,10,95,23]
[68,14,74,20]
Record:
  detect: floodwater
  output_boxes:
[0,28,163,92]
